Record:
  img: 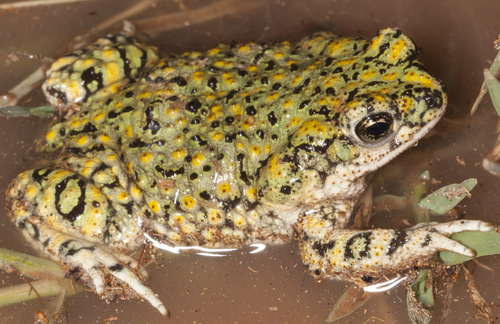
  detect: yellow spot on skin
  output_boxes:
[173,134,184,144]
[77,136,88,146]
[46,130,56,141]
[218,183,231,194]
[141,152,152,163]
[390,40,407,61]
[70,120,81,128]
[117,192,130,203]
[192,153,204,166]
[383,72,398,81]
[172,148,186,160]
[238,45,250,53]
[163,67,175,74]
[292,75,302,86]
[211,132,223,141]
[236,141,245,149]
[264,145,271,153]
[176,117,186,126]
[99,134,110,143]
[267,93,279,102]
[246,187,257,202]
[93,112,105,122]
[234,215,246,227]
[403,71,434,88]
[107,154,117,161]
[214,60,225,68]
[26,185,38,198]
[181,195,196,211]
[273,52,284,59]
[149,200,160,213]
[273,73,284,80]
[362,70,377,80]
[193,71,204,82]
[167,106,179,117]
[249,146,261,157]
[231,103,242,115]
[124,126,133,137]
[247,66,258,72]
[128,162,133,173]
[282,100,293,108]
[131,185,142,200]
[208,48,221,56]
[138,91,151,100]
[174,214,185,224]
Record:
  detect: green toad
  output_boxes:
[5,28,493,315]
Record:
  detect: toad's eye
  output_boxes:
[355,112,394,143]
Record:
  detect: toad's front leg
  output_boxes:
[5,161,167,315]
[296,211,494,283]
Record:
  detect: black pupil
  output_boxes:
[355,113,393,142]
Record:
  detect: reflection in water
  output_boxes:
[144,233,267,256]
[363,276,407,292]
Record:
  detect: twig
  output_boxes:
[0,0,96,10]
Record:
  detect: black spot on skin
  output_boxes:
[217,153,224,160]
[280,185,291,195]
[421,234,432,247]
[170,76,187,86]
[344,232,372,260]
[225,116,235,124]
[268,112,278,126]
[189,173,198,180]
[32,168,54,185]
[261,77,269,85]
[265,61,275,71]
[361,275,373,283]
[237,70,248,77]
[290,63,299,72]
[346,89,359,103]
[325,57,333,66]
[272,83,282,90]
[143,106,161,135]
[191,135,208,146]
[332,67,343,73]
[185,99,202,113]
[207,77,218,91]
[312,240,336,257]
[200,191,211,200]
[211,121,220,129]
[387,231,408,256]
[246,106,257,116]
[293,85,304,94]
[80,67,104,97]
[92,200,100,208]
[304,78,311,86]
[155,166,185,178]
[109,263,124,272]
[299,100,310,109]
[271,134,278,141]
[314,269,321,276]
[125,91,134,98]
[203,165,212,172]
[225,90,238,103]
[256,130,265,139]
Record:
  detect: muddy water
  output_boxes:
[0,0,500,323]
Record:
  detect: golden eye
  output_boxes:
[355,112,394,142]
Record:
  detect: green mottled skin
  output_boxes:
[5,28,492,315]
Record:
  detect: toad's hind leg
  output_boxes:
[297,212,495,283]
[5,162,167,315]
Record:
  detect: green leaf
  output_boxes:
[484,69,500,116]
[418,178,477,215]
[326,284,371,322]
[0,247,65,279]
[439,230,500,265]
[0,105,55,117]
[407,270,433,324]
[411,270,434,307]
